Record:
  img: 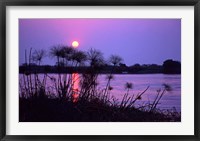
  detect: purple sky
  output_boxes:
[19,19,181,66]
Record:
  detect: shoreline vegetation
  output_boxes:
[19,60,181,74]
[19,46,181,122]
[20,97,181,122]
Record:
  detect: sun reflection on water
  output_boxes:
[72,73,79,103]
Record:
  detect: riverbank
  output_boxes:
[19,96,181,122]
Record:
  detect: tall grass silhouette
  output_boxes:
[19,45,181,122]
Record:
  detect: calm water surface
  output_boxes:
[20,74,181,112]
[98,74,181,112]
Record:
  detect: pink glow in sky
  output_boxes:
[19,18,181,66]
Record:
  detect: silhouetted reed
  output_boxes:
[19,45,181,122]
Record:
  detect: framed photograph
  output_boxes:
[0,0,200,140]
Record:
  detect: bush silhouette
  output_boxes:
[163,59,181,74]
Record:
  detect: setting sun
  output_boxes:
[72,41,79,48]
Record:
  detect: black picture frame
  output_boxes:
[0,0,200,140]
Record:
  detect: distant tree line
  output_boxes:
[19,59,181,74]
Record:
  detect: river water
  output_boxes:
[97,74,181,112]
[19,74,181,112]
